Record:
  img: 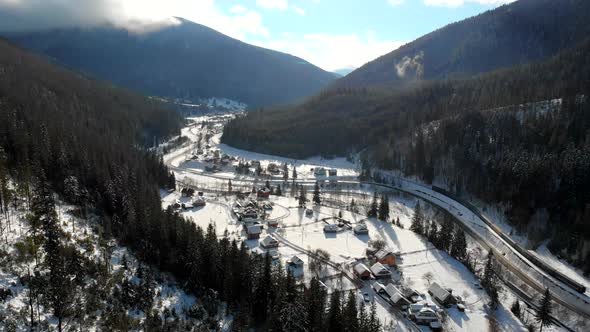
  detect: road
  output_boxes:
[166,126,590,326]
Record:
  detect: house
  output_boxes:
[268,250,280,260]
[288,255,304,268]
[328,169,337,176]
[375,249,397,267]
[428,282,455,307]
[181,187,195,197]
[390,292,411,306]
[381,284,411,306]
[370,262,391,279]
[406,289,424,303]
[373,282,386,294]
[323,224,339,233]
[242,208,258,220]
[313,167,327,177]
[192,196,206,207]
[260,235,279,249]
[410,307,440,325]
[257,188,271,198]
[267,163,281,175]
[353,263,371,280]
[246,225,262,239]
[353,224,369,235]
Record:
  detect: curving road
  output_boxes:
[166,124,590,326]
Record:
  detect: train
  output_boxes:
[431,186,587,294]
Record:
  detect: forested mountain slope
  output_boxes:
[0,39,378,330]
[4,18,336,107]
[223,39,590,272]
[336,0,590,88]
[0,35,186,241]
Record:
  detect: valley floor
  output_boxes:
[161,113,539,332]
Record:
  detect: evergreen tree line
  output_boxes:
[409,202,501,309]
[222,39,590,273]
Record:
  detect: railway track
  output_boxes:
[166,133,590,325]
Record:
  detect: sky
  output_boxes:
[0,0,515,71]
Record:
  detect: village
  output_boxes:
[160,115,527,332]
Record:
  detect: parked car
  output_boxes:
[363,292,371,302]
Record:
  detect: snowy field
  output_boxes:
[160,185,526,331]
[161,114,590,331]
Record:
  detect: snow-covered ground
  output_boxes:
[0,201,199,331]
[160,183,525,331]
[162,113,590,331]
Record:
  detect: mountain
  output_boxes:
[3,18,336,107]
[223,38,590,271]
[336,0,590,88]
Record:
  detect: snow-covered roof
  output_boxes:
[260,235,278,246]
[373,282,386,293]
[375,249,394,260]
[324,224,339,232]
[353,263,370,275]
[428,282,451,302]
[354,224,368,232]
[390,292,410,304]
[370,262,390,276]
[246,225,262,234]
[385,284,402,298]
[289,255,304,266]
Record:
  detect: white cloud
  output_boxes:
[0,0,271,38]
[387,0,405,6]
[292,5,305,15]
[256,0,289,11]
[253,31,404,71]
[424,0,515,7]
[229,4,248,14]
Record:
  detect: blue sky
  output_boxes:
[208,0,514,71]
[0,0,514,70]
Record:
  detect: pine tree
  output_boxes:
[283,163,289,181]
[306,278,327,332]
[482,251,495,289]
[510,300,521,319]
[482,251,500,309]
[358,303,369,332]
[367,301,381,332]
[377,195,389,221]
[536,288,553,332]
[276,184,282,196]
[327,291,342,332]
[343,291,359,332]
[410,201,424,235]
[368,192,378,218]
[253,254,272,324]
[298,186,307,207]
[228,179,233,193]
[428,220,439,246]
[313,181,321,205]
[280,300,308,332]
[350,198,357,213]
[439,214,454,252]
[292,167,298,179]
[450,228,468,262]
